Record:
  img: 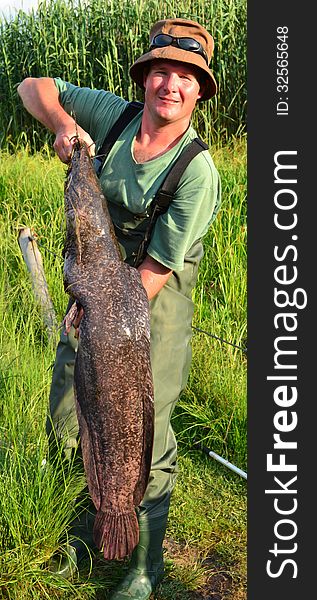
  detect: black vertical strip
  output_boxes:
[248,2,315,599]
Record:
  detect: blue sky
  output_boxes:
[0,1,40,19]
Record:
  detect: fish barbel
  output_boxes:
[63,138,154,560]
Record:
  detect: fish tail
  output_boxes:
[93,509,139,560]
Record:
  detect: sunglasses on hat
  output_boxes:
[150,34,209,65]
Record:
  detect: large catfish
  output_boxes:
[63,138,154,560]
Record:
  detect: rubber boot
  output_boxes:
[109,508,169,600]
[48,539,83,579]
[48,496,97,578]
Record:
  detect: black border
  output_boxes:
[248,2,315,598]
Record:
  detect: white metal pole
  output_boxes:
[195,443,247,480]
[206,448,247,479]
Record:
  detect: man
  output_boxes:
[18,17,221,600]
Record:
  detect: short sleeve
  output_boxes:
[53,77,127,149]
[147,151,221,271]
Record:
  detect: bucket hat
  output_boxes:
[130,18,217,101]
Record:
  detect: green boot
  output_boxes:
[109,510,168,600]
[48,540,83,579]
[47,497,97,578]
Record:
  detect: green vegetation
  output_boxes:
[0,0,246,597]
[0,0,246,149]
[0,139,246,599]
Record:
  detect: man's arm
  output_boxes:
[138,255,172,300]
[17,77,95,162]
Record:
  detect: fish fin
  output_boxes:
[133,372,154,507]
[74,365,102,510]
[93,510,139,560]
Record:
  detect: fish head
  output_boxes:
[63,137,122,269]
[64,138,106,233]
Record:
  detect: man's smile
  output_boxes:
[158,96,179,104]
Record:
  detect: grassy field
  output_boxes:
[0,138,246,599]
[0,0,247,597]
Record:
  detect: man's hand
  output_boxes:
[54,127,95,164]
[63,301,84,339]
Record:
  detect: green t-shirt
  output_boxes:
[54,78,221,271]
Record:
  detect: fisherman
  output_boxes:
[18,17,221,600]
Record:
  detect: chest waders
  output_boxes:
[46,104,208,595]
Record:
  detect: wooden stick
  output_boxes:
[18,227,58,339]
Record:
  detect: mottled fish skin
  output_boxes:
[63,139,154,560]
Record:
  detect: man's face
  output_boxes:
[143,59,202,125]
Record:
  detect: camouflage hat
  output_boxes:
[130,18,217,101]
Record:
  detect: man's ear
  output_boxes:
[143,64,151,88]
[198,79,206,100]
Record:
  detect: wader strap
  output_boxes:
[156,137,209,207]
[94,101,144,176]
[133,137,209,267]
[94,102,209,268]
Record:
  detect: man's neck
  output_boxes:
[133,109,190,164]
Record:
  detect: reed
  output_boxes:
[0,0,246,150]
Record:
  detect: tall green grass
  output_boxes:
[0,3,247,596]
[0,0,246,150]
